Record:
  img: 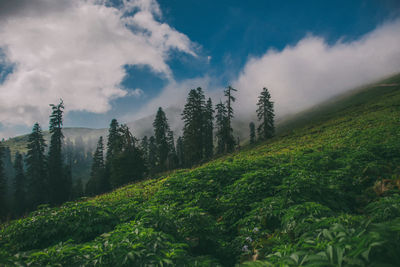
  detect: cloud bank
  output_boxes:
[0,0,196,127]
[232,19,400,122]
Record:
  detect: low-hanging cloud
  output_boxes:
[233,19,400,122]
[0,0,196,127]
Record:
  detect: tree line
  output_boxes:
[0,86,274,220]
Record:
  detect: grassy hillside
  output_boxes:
[1,74,400,266]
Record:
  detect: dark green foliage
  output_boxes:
[256,87,274,140]
[110,125,146,188]
[13,152,26,217]
[153,107,171,170]
[25,123,47,210]
[224,85,237,152]
[249,122,255,144]
[48,99,69,205]
[182,87,207,166]
[106,119,120,164]
[215,101,228,154]
[204,98,214,159]
[105,119,119,186]
[0,202,120,253]
[86,136,107,195]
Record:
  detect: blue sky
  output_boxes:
[0,0,400,138]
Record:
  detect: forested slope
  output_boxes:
[1,74,400,266]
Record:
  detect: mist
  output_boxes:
[232,19,400,123]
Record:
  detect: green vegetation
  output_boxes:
[1,75,400,266]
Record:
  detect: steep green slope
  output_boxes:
[1,75,400,266]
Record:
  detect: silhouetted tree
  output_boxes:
[153,107,171,170]
[256,87,275,140]
[105,119,120,191]
[110,125,146,188]
[215,101,228,154]
[13,152,26,216]
[182,87,206,166]
[249,122,256,144]
[86,136,106,195]
[224,85,237,152]
[204,97,214,159]
[26,123,47,209]
[48,99,69,205]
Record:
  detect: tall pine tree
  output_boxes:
[48,99,69,205]
[105,119,120,191]
[110,125,146,188]
[204,98,214,159]
[215,101,228,154]
[13,152,26,217]
[256,87,275,140]
[224,85,237,152]
[153,107,171,170]
[26,123,47,210]
[182,87,206,166]
[86,136,106,195]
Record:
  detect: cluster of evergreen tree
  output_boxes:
[85,120,146,196]
[0,86,275,221]
[0,100,75,220]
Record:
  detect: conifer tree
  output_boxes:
[26,123,47,209]
[106,119,120,164]
[105,119,120,191]
[48,99,69,205]
[204,97,214,159]
[13,152,26,216]
[0,143,7,220]
[256,87,275,140]
[215,101,228,154]
[176,136,184,167]
[153,107,171,170]
[182,87,206,165]
[249,122,256,144]
[110,125,146,188]
[224,85,237,152]
[86,137,106,195]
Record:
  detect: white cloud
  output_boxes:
[0,0,196,127]
[233,19,400,122]
[127,88,144,97]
